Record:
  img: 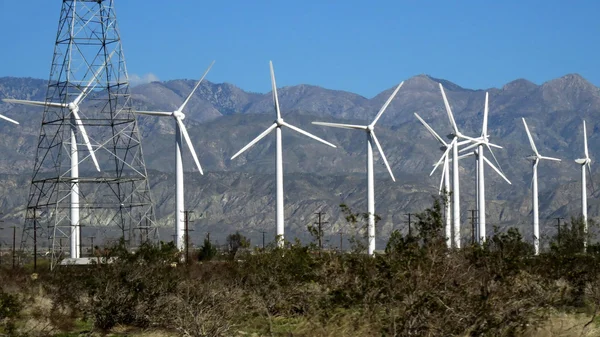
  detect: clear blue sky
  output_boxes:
[0,1,598,98]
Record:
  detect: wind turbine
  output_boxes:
[438,84,507,246]
[2,53,113,259]
[231,61,336,247]
[522,118,560,255]
[457,92,511,243]
[575,120,593,251]
[135,61,214,253]
[415,113,469,248]
[313,82,404,255]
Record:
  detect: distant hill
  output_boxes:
[0,73,599,246]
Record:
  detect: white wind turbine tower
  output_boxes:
[575,120,593,251]
[456,92,511,243]
[231,61,336,247]
[313,82,404,255]
[522,118,560,255]
[2,56,113,259]
[135,61,214,253]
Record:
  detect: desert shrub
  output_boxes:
[0,289,22,335]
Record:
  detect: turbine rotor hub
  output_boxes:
[174,111,185,120]
[67,102,76,111]
[367,125,374,132]
[276,118,284,126]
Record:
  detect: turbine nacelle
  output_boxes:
[576,158,591,165]
[134,61,215,176]
[173,111,185,120]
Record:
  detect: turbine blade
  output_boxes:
[71,108,100,172]
[231,123,278,160]
[431,144,453,176]
[486,145,505,175]
[460,134,503,148]
[439,83,459,135]
[414,113,446,146]
[483,156,511,184]
[588,163,596,196]
[175,116,204,175]
[522,118,539,156]
[73,50,116,106]
[2,99,66,109]
[482,92,489,137]
[439,154,448,194]
[583,120,589,159]
[270,61,282,120]
[134,111,173,117]
[371,82,404,126]
[312,121,368,130]
[178,60,215,112]
[281,121,336,148]
[0,113,19,125]
[371,131,395,182]
[458,142,480,154]
[458,151,475,160]
[540,155,561,162]
[530,159,539,190]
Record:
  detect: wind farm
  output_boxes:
[1,0,600,335]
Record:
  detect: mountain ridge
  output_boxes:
[0,73,599,246]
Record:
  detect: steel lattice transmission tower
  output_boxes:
[19,0,156,267]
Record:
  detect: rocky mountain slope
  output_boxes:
[0,74,599,247]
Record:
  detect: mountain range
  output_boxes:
[0,73,599,248]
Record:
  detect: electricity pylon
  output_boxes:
[12,0,156,268]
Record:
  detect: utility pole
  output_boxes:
[404,213,414,237]
[33,208,37,271]
[183,210,195,264]
[339,231,343,253]
[260,230,267,250]
[89,236,95,257]
[11,226,16,269]
[468,209,478,245]
[314,211,328,251]
[0,213,3,266]
[554,217,564,246]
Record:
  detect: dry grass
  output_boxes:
[525,312,600,337]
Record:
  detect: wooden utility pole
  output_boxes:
[183,210,195,264]
[0,213,3,266]
[315,211,328,251]
[11,226,16,269]
[404,213,414,236]
[469,210,477,245]
[260,230,267,250]
[338,231,343,252]
[554,217,564,245]
[89,236,96,257]
[33,208,37,271]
